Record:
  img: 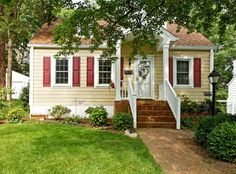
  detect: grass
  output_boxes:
[0,123,163,174]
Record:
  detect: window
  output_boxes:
[176,60,189,85]
[55,58,69,84]
[98,60,111,84]
[174,57,193,87]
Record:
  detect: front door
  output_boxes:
[135,59,153,98]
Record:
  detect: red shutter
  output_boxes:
[43,57,51,87]
[169,57,173,86]
[87,57,94,87]
[73,57,80,86]
[194,58,201,87]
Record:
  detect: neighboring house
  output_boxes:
[28,21,215,129]
[6,70,29,99]
[227,60,236,114]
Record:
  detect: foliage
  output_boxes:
[19,85,29,110]
[7,107,26,124]
[195,114,235,148]
[0,110,4,120]
[181,95,200,114]
[0,87,14,101]
[112,112,133,131]
[63,116,81,124]
[50,105,71,119]
[85,106,108,126]
[207,122,236,162]
[181,118,193,129]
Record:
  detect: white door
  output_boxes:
[135,59,153,98]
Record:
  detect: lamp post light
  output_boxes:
[208,69,221,116]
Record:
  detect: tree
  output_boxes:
[0,0,71,100]
[0,41,5,88]
[53,0,236,59]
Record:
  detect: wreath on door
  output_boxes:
[138,63,150,79]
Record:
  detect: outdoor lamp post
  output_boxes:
[208,69,221,116]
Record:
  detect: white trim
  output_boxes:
[115,40,121,101]
[162,44,169,100]
[51,55,73,87]
[94,57,115,87]
[173,56,194,88]
[171,45,217,50]
[27,43,108,49]
[31,105,114,118]
[29,46,34,116]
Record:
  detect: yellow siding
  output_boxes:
[33,45,210,107]
[33,48,115,106]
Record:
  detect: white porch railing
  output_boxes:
[164,81,181,129]
[127,77,137,128]
[120,80,128,99]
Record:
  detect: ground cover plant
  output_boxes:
[0,123,162,174]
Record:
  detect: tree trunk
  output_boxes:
[0,40,5,88]
[6,30,13,101]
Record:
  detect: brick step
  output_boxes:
[137,110,173,116]
[138,116,176,122]
[137,122,176,128]
[137,105,170,110]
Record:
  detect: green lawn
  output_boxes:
[0,123,162,174]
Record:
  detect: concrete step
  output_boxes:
[137,116,176,122]
[137,122,176,128]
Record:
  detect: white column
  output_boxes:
[163,44,169,100]
[29,46,34,116]
[115,40,121,101]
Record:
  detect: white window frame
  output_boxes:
[173,56,194,88]
[51,55,72,87]
[94,56,115,87]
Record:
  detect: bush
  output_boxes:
[207,122,236,162]
[19,85,29,110]
[0,111,4,120]
[181,95,200,114]
[64,116,81,124]
[50,105,71,119]
[195,114,235,148]
[181,118,193,129]
[7,107,26,124]
[85,106,108,126]
[112,112,133,130]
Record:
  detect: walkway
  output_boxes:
[137,128,221,174]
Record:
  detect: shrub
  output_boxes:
[64,116,81,124]
[7,107,26,124]
[195,114,235,148]
[19,85,29,110]
[181,118,193,129]
[85,106,108,126]
[50,105,71,119]
[181,95,200,114]
[207,122,236,162]
[0,111,4,120]
[112,112,133,130]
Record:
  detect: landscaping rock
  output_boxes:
[125,129,138,138]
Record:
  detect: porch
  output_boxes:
[114,35,181,129]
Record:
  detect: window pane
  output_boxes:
[99,60,111,84]
[177,60,189,85]
[55,59,69,84]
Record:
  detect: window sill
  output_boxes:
[95,84,110,88]
[173,85,193,89]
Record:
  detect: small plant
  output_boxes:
[181,95,200,114]
[50,105,71,119]
[195,114,234,148]
[0,87,14,101]
[112,112,133,130]
[7,107,26,124]
[85,106,108,126]
[207,122,236,162]
[181,118,193,129]
[64,116,81,124]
